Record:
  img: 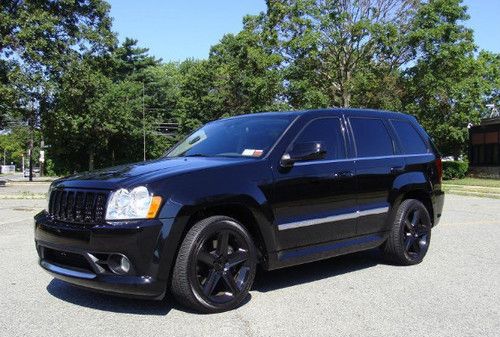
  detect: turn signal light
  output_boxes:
[147,196,163,218]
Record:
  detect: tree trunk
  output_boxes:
[341,89,351,108]
[89,149,95,171]
[341,69,352,107]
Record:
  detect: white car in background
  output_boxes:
[23,168,40,178]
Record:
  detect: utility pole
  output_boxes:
[142,81,146,161]
[39,139,45,177]
[29,127,33,182]
[28,102,35,182]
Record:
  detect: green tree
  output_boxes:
[402,0,487,157]
[45,59,143,172]
[477,51,500,118]
[1,0,116,173]
[44,37,165,172]
[0,0,114,73]
[208,15,286,116]
[110,38,161,81]
[261,0,418,108]
[0,126,32,167]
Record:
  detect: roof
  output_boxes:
[480,117,500,126]
[222,108,410,121]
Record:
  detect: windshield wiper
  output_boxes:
[183,153,209,157]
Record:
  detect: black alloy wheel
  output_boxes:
[193,228,253,304]
[171,216,257,313]
[402,207,430,260]
[383,199,432,265]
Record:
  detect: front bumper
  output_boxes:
[34,211,174,300]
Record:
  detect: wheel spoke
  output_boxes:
[222,271,240,294]
[416,225,428,238]
[410,209,421,227]
[203,269,221,296]
[227,249,249,268]
[216,232,229,257]
[235,266,250,289]
[405,236,414,251]
[411,238,421,252]
[418,235,428,249]
[198,251,216,266]
[404,219,413,231]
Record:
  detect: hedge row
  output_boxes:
[442,161,468,180]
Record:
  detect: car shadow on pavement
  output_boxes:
[46,279,173,315]
[46,248,384,314]
[253,248,383,293]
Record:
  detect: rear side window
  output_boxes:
[291,118,346,160]
[391,120,429,154]
[350,118,394,157]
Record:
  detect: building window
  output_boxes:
[470,129,500,166]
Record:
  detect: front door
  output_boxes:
[271,117,357,251]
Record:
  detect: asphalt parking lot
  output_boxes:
[0,193,499,337]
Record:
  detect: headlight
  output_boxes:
[105,186,162,220]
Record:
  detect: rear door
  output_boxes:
[348,117,405,235]
[271,117,357,250]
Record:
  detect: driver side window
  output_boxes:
[289,117,346,161]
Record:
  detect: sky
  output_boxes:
[108,0,500,62]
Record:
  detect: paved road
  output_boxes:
[0,172,58,182]
[0,182,50,197]
[0,195,499,337]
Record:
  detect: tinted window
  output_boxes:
[350,118,394,157]
[391,120,428,154]
[290,118,346,160]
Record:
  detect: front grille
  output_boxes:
[49,189,109,224]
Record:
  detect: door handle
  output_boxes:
[391,166,405,173]
[333,171,354,178]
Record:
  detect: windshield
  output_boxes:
[166,115,294,158]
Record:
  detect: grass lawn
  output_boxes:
[443,177,500,199]
[443,177,500,188]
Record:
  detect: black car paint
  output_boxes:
[34,108,444,299]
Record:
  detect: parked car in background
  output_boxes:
[34,108,444,313]
[24,167,40,178]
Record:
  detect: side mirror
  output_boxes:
[280,141,327,167]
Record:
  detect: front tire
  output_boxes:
[171,216,257,313]
[383,199,432,265]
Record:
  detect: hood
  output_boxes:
[52,156,254,190]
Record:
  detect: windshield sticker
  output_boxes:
[242,149,263,157]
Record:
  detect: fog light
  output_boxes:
[108,254,131,275]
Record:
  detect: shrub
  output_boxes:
[44,158,57,177]
[442,161,468,180]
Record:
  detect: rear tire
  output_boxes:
[171,216,257,313]
[383,199,432,265]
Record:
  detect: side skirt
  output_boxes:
[265,232,388,270]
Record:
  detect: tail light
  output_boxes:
[435,157,443,183]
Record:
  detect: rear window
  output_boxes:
[390,120,429,154]
[350,118,394,157]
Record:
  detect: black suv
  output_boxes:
[34,109,444,313]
